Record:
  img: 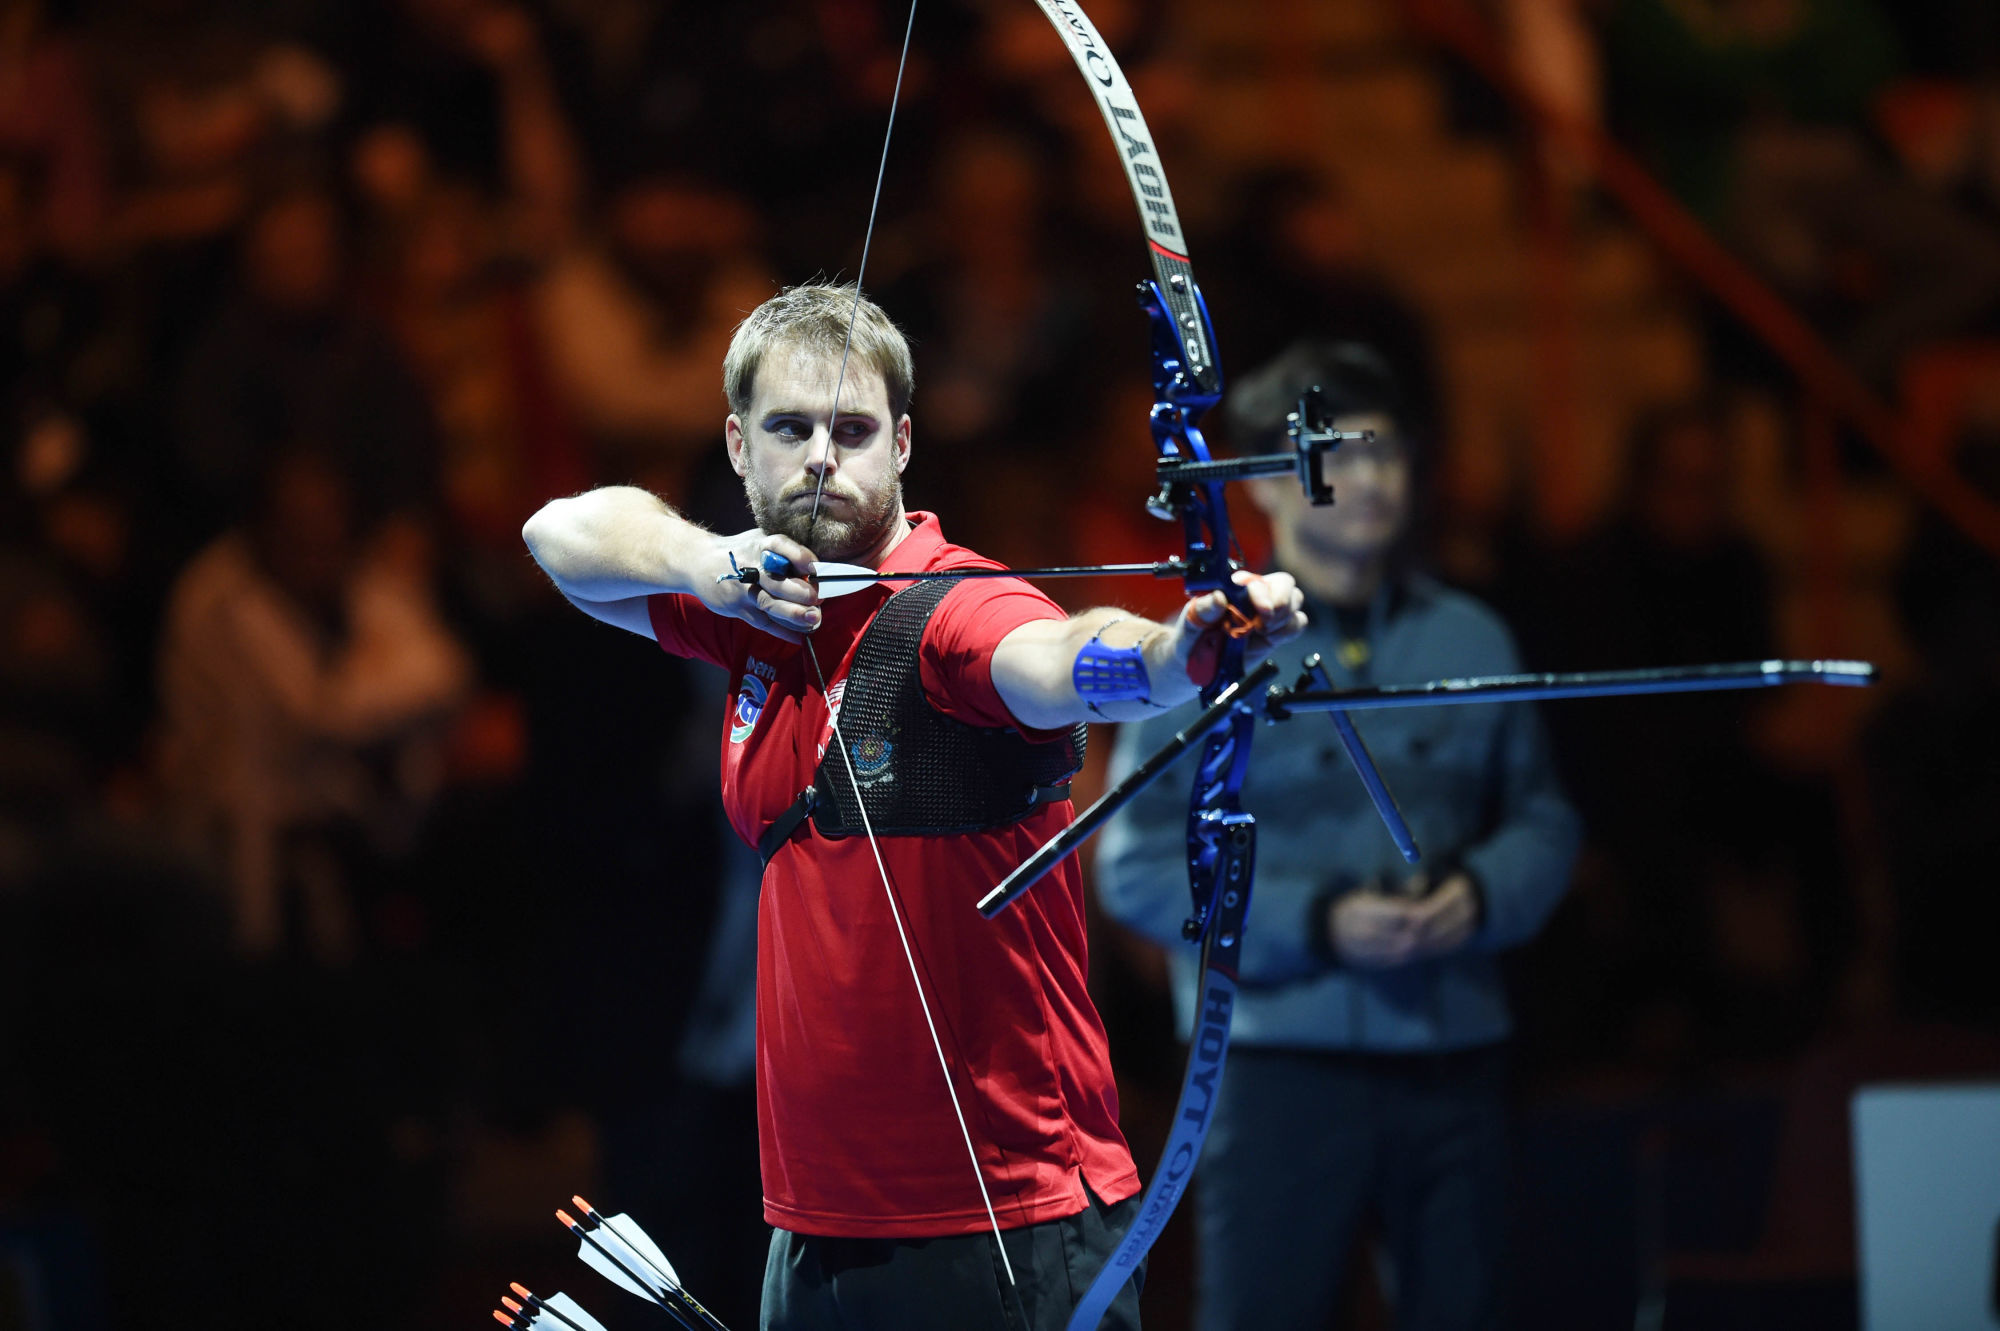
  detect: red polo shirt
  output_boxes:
[647,512,1139,1237]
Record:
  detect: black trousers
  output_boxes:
[761,1185,1144,1331]
[1195,1043,1507,1331]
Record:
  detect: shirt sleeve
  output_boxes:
[917,577,1068,734]
[647,592,745,669]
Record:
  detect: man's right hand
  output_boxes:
[698,531,825,643]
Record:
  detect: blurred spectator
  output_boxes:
[883,126,1104,538]
[1862,430,2000,1026]
[0,448,156,801]
[157,446,471,960]
[1521,401,1850,1059]
[1527,398,1774,683]
[1501,0,1603,197]
[1203,167,1440,440]
[1098,342,1579,1331]
[380,179,582,580]
[1,157,113,510]
[90,1,345,366]
[561,0,905,212]
[352,5,606,635]
[1605,0,2000,381]
[0,0,110,263]
[0,509,115,826]
[340,0,549,194]
[1875,78,2000,226]
[532,174,774,489]
[176,181,436,538]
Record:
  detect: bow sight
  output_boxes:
[1138,272,1364,538]
[1143,392,1365,518]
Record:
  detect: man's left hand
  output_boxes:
[1179,570,1307,684]
[1408,872,1480,958]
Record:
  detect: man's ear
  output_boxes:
[895,415,912,473]
[725,415,748,477]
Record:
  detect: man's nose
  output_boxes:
[802,427,837,475]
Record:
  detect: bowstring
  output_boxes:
[804,648,1019,1288]
[799,0,1025,1294]
[804,0,918,547]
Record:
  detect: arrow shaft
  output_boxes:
[583,1210,732,1331]
[574,1225,703,1331]
[529,1299,588,1331]
[811,561,1181,585]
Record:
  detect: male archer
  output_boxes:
[522,282,1305,1331]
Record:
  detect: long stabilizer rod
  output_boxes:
[983,658,1875,920]
[1263,659,1875,716]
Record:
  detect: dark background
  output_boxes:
[2,0,1998,1327]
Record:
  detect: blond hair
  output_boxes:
[722,283,915,420]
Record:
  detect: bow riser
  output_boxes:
[1141,281,1235,609]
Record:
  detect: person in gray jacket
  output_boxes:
[1096,341,1581,1331]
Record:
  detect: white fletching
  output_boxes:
[574,1228,659,1301]
[542,1293,610,1331]
[808,562,882,598]
[602,1212,681,1288]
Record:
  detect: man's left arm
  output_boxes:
[988,571,1305,731]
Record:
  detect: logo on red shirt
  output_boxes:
[731,656,776,744]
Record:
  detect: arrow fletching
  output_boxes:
[494,1284,609,1331]
[603,1213,680,1288]
[540,1292,611,1331]
[805,562,881,598]
[559,1207,662,1302]
[562,1198,731,1330]
[573,1195,681,1289]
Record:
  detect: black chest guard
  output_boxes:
[758,578,1087,865]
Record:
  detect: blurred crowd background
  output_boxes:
[1,0,1998,1327]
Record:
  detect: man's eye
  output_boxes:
[772,420,808,441]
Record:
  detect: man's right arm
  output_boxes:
[520,486,822,641]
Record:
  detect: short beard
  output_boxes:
[748,476,903,562]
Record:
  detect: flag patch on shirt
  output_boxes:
[731,656,776,744]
